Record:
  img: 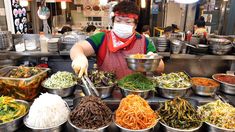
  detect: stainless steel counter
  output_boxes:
[0,51,234,60]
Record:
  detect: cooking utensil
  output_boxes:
[125,54,163,72]
[191,77,219,96]
[24,114,67,132]
[212,73,235,94]
[37,0,51,34]
[0,100,29,132]
[205,122,235,132]
[114,118,159,132]
[68,116,111,132]
[81,76,99,96]
[160,121,202,132]
[41,80,76,97]
[157,86,190,99]
[170,39,183,54]
[119,87,150,99]
[79,84,114,99]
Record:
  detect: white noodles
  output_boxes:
[26,93,70,128]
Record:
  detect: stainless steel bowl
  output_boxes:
[212,74,235,95]
[210,44,233,55]
[219,83,235,95]
[24,115,67,132]
[79,85,114,99]
[205,122,235,132]
[160,121,202,132]
[125,54,163,72]
[192,85,218,96]
[68,116,111,132]
[114,119,159,132]
[191,77,220,96]
[171,39,183,54]
[119,87,151,99]
[208,38,231,45]
[0,100,29,132]
[41,80,76,97]
[157,86,190,99]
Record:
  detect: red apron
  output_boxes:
[98,32,146,79]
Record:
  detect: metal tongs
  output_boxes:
[81,76,99,97]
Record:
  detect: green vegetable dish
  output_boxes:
[0,96,27,124]
[118,73,155,91]
[44,71,77,89]
[154,72,191,89]
[158,97,201,129]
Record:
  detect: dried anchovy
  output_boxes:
[157,97,201,129]
[70,96,112,129]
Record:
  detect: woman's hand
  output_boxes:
[71,54,88,78]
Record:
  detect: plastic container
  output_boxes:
[40,34,48,52]
[0,66,50,101]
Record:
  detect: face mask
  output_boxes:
[113,23,134,39]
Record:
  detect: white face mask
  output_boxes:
[113,23,134,39]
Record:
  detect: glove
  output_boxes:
[147,52,158,58]
[71,54,88,78]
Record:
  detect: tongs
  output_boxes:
[81,76,99,96]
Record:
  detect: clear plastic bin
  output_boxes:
[0,66,50,101]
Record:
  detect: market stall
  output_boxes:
[0,0,235,132]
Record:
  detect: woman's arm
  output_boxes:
[70,40,95,60]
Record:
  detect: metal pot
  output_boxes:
[170,39,183,54]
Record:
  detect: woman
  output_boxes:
[70,1,164,79]
[141,25,151,38]
[194,16,207,36]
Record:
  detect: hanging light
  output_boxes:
[174,0,199,4]
[100,0,108,6]
[141,0,146,8]
[19,0,29,7]
[61,1,66,9]
[46,0,72,3]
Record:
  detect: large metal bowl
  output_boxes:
[212,73,235,95]
[79,84,114,99]
[24,114,67,132]
[114,118,159,132]
[170,39,183,54]
[157,86,190,99]
[210,44,233,55]
[205,122,235,132]
[208,38,231,45]
[68,116,111,132]
[119,87,151,99]
[191,77,220,96]
[160,121,202,132]
[0,100,29,132]
[41,80,76,97]
[125,54,163,72]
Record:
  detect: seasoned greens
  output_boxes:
[118,73,155,91]
[158,97,201,129]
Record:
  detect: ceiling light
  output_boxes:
[61,1,66,9]
[141,0,146,8]
[174,0,199,4]
[19,0,29,7]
